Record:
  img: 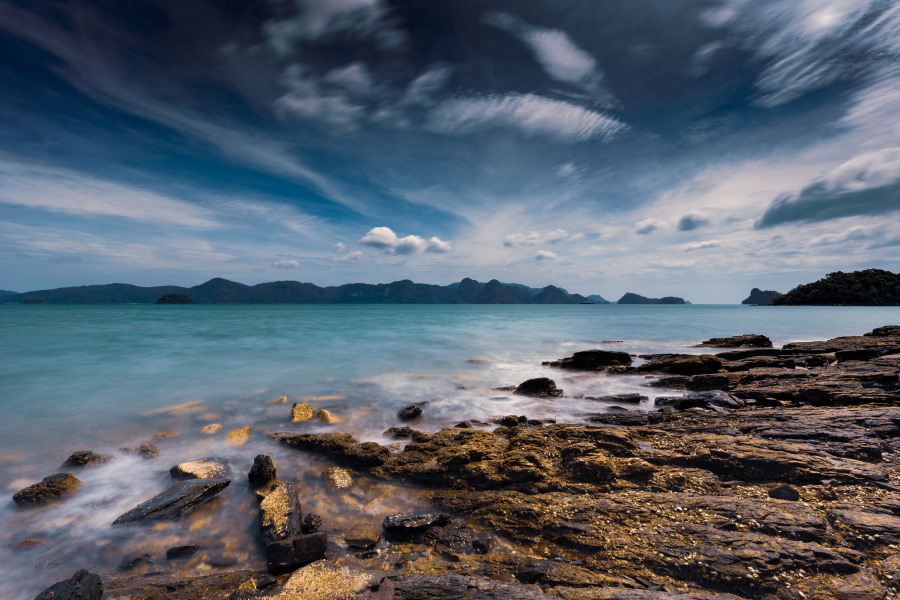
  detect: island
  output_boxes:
[773,269,900,305]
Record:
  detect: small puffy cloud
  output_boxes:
[273,259,301,268]
[757,147,900,228]
[678,214,710,231]
[534,250,560,261]
[428,93,626,144]
[635,219,660,235]
[684,240,720,251]
[359,226,452,254]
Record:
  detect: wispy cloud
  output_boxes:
[534,249,560,261]
[503,229,575,247]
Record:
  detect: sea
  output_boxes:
[1,303,897,598]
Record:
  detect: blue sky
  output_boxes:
[0,0,898,302]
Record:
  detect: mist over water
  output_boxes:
[1,303,896,599]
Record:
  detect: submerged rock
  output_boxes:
[34,569,102,600]
[259,481,301,547]
[113,478,230,524]
[514,377,563,397]
[61,450,113,468]
[345,523,381,549]
[271,432,390,467]
[248,454,277,487]
[170,457,230,480]
[166,545,199,560]
[225,426,252,446]
[397,405,422,421]
[383,512,449,539]
[265,532,327,575]
[13,473,81,506]
[290,403,313,422]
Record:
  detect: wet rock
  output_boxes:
[384,426,430,442]
[113,478,230,524]
[104,570,257,600]
[34,569,102,600]
[137,443,159,458]
[274,562,383,599]
[290,403,313,422]
[397,405,422,421]
[200,423,222,434]
[301,513,322,534]
[166,545,199,560]
[316,409,341,424]
[259,481,301,546]
[345,523,381,549]
[13,473,81,506]
[225,426,252,446]
[637,354,722,375]
[585,393,646,404]
[654,390,742,411]
[684,374,734,391]
[698,334,773,347]
[391,574,556,600]
[866,325,900,337]
[769,484,801,501]
[15,538,50,550]
[383,512,449,539]
[830,508,900,545]
[118,553,153,571]
[271,432,390,467]
[514,377,563,397]
[61,450,113,468]
[265,532,327,575]
[543,349,633,370]
[170,457,230,480]
[322,466,353,490]
[248,454,277,487]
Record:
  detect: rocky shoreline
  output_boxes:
[16,326,900,600]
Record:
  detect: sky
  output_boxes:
[0,0,898,302]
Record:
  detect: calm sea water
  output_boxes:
[0,304,896,597]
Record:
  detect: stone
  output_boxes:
[113,478,230,524]
[585,393,646,404]
[637,354,722,375]
[291,403,313,422]
[698,334,773,347]
[248,454,277,487]
[166,545,199,560]
[654,390,742,411]
[543,349,633,370]
[265,532,327,575]
[118,553,153,571]
[259,481,302,546]
[225,426,252,446]
[397,405,422,421]
[201,423,222,435]
[34,569,102,600]
[322,466,353,490]
[302,513,323,534]
[61,450,113,468]
[769,484,801,501]
[514,377,563,397]
[383,512,449,539]
[275,561,382,600]
[13,473,81,505]
[271,432,390,467]
[170,457,230,481]
[316,409,341,424]
[15,538,50,550]
[137,443,159,458]
[345,523,381,549]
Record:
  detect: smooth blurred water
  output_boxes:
[0,303,896,598]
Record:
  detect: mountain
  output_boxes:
[772,269,900,306]
[617,293,687,305]
[0,277,618,305]
[742,288,782,305]
[586,295,611,304]
[0,290,17,296]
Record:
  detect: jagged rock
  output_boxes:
[323,466,353,490]
[543,350,632,370]
[170,457,230,480]
[397,405,422,421]
[34,569,102,600]
[290,403,313,422]
[769,484,801,501]
[13,473,81,505]
[271,432,390,467]
[259,481,301,546]
[61,450,113,468]
[265,532,327,575]
[248,454,277,487]
[637,354,722,375]
[345,523,381,549]
[698,334,773,347]
[113,478,230,524]
[514,377,563,397]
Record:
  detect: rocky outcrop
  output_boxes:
[259,481,301,546]
[113,478,230,524]
[290,402,313,422]
[13,473,81,506]
[514,377,563,397]
[169,457,231,480]
[741,288,782,304]
[248,454,277,486]
[697,334,772,347]
[271,432,390,467]
[61,450,113,468]
[398,405,423,421]
[542,349,632,370]
[34,569,102,600]
[266,532,327,574]
[636,354,722,375]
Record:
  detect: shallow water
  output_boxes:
[1,303,896,598]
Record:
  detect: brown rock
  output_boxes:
[259,481,302,546]
[291,403,313,422]
[266,532,327,575]
[13,473,81,506]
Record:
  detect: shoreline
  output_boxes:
[11,325,900,600]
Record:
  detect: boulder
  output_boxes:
[514,377,563,397]
[770,484,801,501]
[113,478,230,524]
[137,443,159,458]
[302,513,323,534]
[248,454,277,487]
[34,569,102,600]
[397,405,422,421]
[259,481,301,546]
[322,466,353,490]
[13,473,81,506]
[169,457,230,481]
[290,403,313,422]
[265,532,327,575]
[345,523,381,549]
[61,450,113,468]
[698,334,773,348]
[543,349,633,370]
[316,409,341,424]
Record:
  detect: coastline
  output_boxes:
[8,324,900,600]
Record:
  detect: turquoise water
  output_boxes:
[0,303,897,597]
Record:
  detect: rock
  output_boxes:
[345,523,381,549]
[200,423,222,434]
[259,481,302,546]
[769,484,801,501]
[276,561,383,599]
[384,426,430,442]
[248,454,277,487]
[654,390,742,411]
[34,569,102,600]
[742,288,783,305]
[830,508,900,545]
[113,478,230,524]
[271,432,390,467]
[15,538,50,550]
[865,325,900,337]
[61,450,113,468]
[323,466,353,490]
[165,545,199,560]
[170,457,231,481]
[543,349,633,370]
[265,532,327,575]
[585,393,646,404]
[698,334,773,347]
[316,409,341,424]
[118,553,153,571]
[637,353,722,375]
[391,574,557,600]
[291,403,313,422]
[225,426,252,446]
[397,405,422,421]
[302,513,323,534]
[383,513,449,539]
[137,443,159,458]
[13,473,81,506]
[514,377,563,397]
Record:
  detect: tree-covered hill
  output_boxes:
[772,269,900,305]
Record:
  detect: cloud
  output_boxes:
[635,219,660,235]
[273,64,366,132]
[334,242,347,252]
[428,94,626,143]
[323,62,375,97]
[334,250,363,261]
[272,259,301,269]
[684,240,721,251]
[534,250,560,261]
[556,163,577,177]
[400,64,452,107]
[483,12,614,102]
[678,214,710,231]
[757,147,900,227]
[359,226,452,254]
[503,229,573,247]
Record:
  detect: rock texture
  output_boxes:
[259,481,301,546]
[61,450,113,468]
[170,457,231,480]
[34,569,102,600]
[13,473,81,505]
[113,478,230,524]
[248,454,277,486]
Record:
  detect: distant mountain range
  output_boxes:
[616,292,687,304]
[0,290,17,296]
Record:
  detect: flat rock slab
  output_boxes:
[170,457,231,480]
[113,478,230,524]
[35,569,102,600]
[266,532,327,575]
[698,334,772,348]
[259,481,301,546]
[391,574,557,600]
[13,472,81,506]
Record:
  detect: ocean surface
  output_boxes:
[1,303,897,597]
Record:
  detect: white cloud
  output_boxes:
[400,64,452,107]
[428,93,626,143]
[684,240,721,251]
[334,250,363,261]
[272,259,301,268]
[504,229,575,247]
[359,226,452,255]
[274,64,365,132]
[534,250,560,261]
[334,242,347,252]
[556,162,577,177]
[635,219,660,235]
[323,62,375,97]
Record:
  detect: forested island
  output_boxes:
[772,269,900,306]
